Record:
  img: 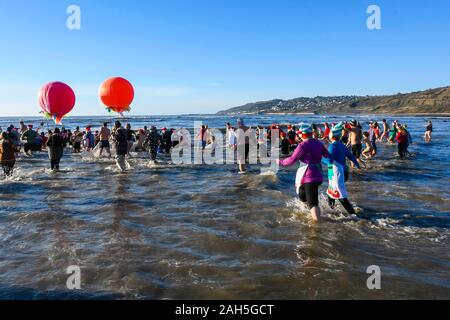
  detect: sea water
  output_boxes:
[0,114,448,299]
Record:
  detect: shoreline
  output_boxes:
[0,113,449,119]
[216,112,450,117]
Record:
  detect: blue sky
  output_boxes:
[0,0,449,116]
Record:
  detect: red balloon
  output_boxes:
[38,82,76,124]
[99,77,134,114]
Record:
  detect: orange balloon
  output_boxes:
[99,77,134,114]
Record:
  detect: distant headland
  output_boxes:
[217,86,450,116]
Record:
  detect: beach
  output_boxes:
[0,114,449,299]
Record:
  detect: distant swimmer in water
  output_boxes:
[345,120,366,168]
[324,123,360,216]
[71,126,82,153]
[83,127,95,152]
[362,132,374,159]
[404,125,413,156]
[388,121,398,144]
[0,132,17,177]
[126,123,135,155]
[112,121,129,172]
[21,124,38,157]
[236,118,250,174]
[280,132,291,156]
[146,126,161,165]
[396,126,409,159]
[46,128,65,171]
[277,124,330,222]
[379,119,390,143]
[369,121,380,157]
[99,122,111,158]
[425,121,433,142]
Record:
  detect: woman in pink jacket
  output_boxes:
[278,124,329,222]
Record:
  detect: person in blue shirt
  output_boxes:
[324,122,361,216]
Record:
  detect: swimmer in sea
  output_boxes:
[236,118,250,174]
[0,132,17,177]
[425,121,433,142]
[99,122,111,158]
[21,124,38,157]
[126,123,135,155]
[362,132,374,159]
[112,121,129,172]
[280,132,290,156]
[146,126,161,165]
[277,124,330,222]
[83,127,95,151]
[388,122,398,144]
[46,128,65,171]
[345,120,366,168]
[404,125,413,156]
[379,119,390,143]
[396,126,409,159]
[323,123,361,215]
[369,121,380,157]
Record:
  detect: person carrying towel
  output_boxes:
[277,124,330,222]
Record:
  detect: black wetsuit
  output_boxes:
[146,129,161,161]
[162,131,172,154]
[114,128,128,156]
[46,134,65,170]
[281,138,290,155]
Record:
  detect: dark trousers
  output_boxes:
[327,170,356,215]
[50,159,60,170]
[298,182,321,209]
[2,161,15,176]
[24,143,37,153]
[328,197,356,215]
[398,142,407,158]
[149,146,157,161]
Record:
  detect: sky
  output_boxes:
[0,0,449,116]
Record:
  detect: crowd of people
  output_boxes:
[0,120,182,175]
[0,117,434,222]
[214,118,430,221]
